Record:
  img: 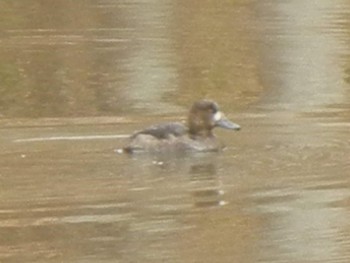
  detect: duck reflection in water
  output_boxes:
[189,163,227,208]
[124,100,240,154]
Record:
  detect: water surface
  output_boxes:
[1,1,350,262]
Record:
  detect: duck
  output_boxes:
[123,100,240,153]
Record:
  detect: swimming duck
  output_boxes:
[123,100,240,153]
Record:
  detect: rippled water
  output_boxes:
[1,1,350,262]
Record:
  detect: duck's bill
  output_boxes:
[216,118,240,130]
[214,112,240,130]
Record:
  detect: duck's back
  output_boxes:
[131,122,187,139]
[124,122,188,153]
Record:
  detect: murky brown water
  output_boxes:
[1,1,350,262]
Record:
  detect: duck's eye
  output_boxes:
[207,107,216,114]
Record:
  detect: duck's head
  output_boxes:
[187,100,240,138]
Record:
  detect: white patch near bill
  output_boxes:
[214,111,222,121]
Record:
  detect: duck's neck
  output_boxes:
[188,129,214,139]
[188,116,214,139]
